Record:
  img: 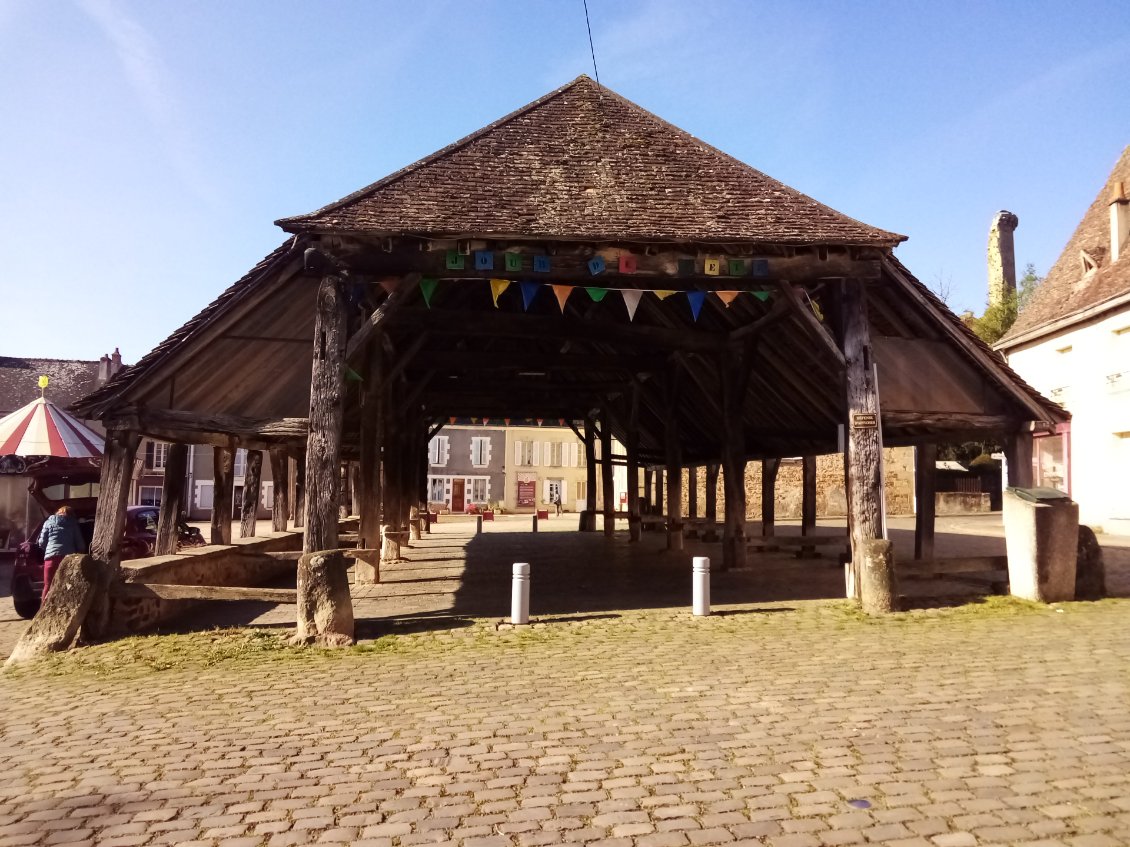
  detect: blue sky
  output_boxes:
[2,0,1128,362]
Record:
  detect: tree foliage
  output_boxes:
[967,263,1043,345]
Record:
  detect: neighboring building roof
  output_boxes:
[0,358,102,416]
[277,76,905,249]
[1000,145,1130,348]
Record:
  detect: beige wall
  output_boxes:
[680,447,916,519]
[502,426,591,512]
[1005,307,1130,530]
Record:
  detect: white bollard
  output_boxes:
[511,562,531,625]
[692,556,711,616]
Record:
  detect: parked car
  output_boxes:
[9,505,205,620]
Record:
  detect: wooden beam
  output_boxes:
[409,351,658,374]
[240,450,263,538]
[914,443,937,560]
[720,354,747,571]
[627,386,641,542]
[761,458,780,538]
[155,442,188,556]
[801,455,817,556]
[883,411,1017,431]
[112,583,298,603]
[303,275,349,553]
[359,341,383,552]
[345,273,419,362]
[705,464,719,523]
[392,307,726,353]
[601,408,615,538]
[103,407,308,449]
[777,283,847,369]
[687,466,698,520]
[1006,431,1034,488]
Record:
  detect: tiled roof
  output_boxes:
[0,358,102,417]
[277,76,905,248]
[1000,145,1130,346]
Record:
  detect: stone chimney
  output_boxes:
[1111,181,1129,264]
[110,347,123,376]
[988,210,1019,308]
[96,353,112,385]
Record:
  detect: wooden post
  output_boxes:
[350,463,362,518]
[269,447,289,533]
[643,468,653,515]
[240,449,263,538]
[581,417,597,531]
[211,443,235,545]
[914,443,937,561]
[664,387,683,550]
[839,279,891,607]
[800,455,817,557]
[761,458,780,539]
[1006,431,1034,488]
[338,463,351,520]
[81,427,141,642]
[688,467,699,520]
[654,468,664,515]
[720,357,746,571]
[154,442,188,555]
[627,391,641,542]
[704,463,720,542]
[302,275,348,554]
[359,342,383,551]
[600,409,614,538]
[293,449,306,528]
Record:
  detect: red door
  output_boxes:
[452,479,465,513]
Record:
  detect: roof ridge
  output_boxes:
[276,76,597,229]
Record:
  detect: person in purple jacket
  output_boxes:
[37,505,86,599]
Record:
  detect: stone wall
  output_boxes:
[681,446,916,519]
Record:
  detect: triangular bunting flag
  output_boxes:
[586,287,609,302]
[536,418,544,426]
[687,290,706,321]
[520,281,541,311]
[622,289,643,321]
[420,277,438,308]
[714,290,740,307]
[449,416,457,424]
[482,418,490,425]
[552,285,574,312]
[653,290,676,300]
[345,366,363,382]
[504,418,511,426]
[471,417,479,424]
[490,279,510,307]
[753,290,771,302]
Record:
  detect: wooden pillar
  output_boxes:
[350,463,361,518]
[154,442,188,555]
[664,404,683,552]
[627,392,641,542]
[293,449,306,528]
[240,449,263,538]
[800,455,817,557]
[688,467,699,520]
[359,342,383,551]
[269,447,289,533]
[1006,431,1034,488]
[761,458,780,539]
[211,443,235,545]
[83,428,142,641]
[705,463,719,522]
[914,443,937,561]
[581,417,597,531]
[654,468,664,515]
[303,275,348,554]
[600,410,614,538]
[337,463,350,520]
[720,357,746,571]
[839,279,891,609]
[643,468,653,515]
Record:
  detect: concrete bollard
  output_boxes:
[511,562,530,624]
[692,556,711,616]
[476,515,483,535]
[532,514,538,533]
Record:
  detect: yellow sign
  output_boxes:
[37,375,49,389]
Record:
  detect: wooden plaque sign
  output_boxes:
[852,412,878,429]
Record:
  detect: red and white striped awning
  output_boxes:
[0,396,104,459]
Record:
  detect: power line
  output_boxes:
[583,0,600,86]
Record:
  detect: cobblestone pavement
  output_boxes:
[1,518,1130,846]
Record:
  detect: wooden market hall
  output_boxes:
[21,77,1066,651]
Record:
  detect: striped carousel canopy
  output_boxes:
[0,396,104,459]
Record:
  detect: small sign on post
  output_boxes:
[852,412,878,429]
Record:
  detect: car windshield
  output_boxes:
[134,511,159,533]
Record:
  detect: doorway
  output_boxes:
[452,478,466,513]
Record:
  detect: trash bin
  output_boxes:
[1002,487,1079,602]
